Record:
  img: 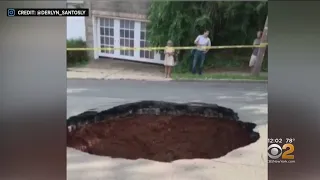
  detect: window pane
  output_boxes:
[106,19,109,26]
[120,20,124,28]
[130,21,135,29]
[130,40,134,47]
[110,38,114,45]
[110,29,114,36]
[110,19,114,27]
[105,29,109,36]
[120,50,124,55]
[120,30,124,37]
[106,37,109,44]
[130,30,134,38]
[130,50,134,56]
[100,28,105,35]
[140,32,145,40]
[140,50,144,58]
[100,19,105,26]
[100,45,105,53]
[140,41,145,48]
[120,39,124,46]
[125,20,129,28]
[145,52,149,58]
[125,30,129,38]
[160,52,165,60]
[150,51,154,59]
[106,45,109,53]
[125,50,129,56]
[141,22,146,30]
[125,39,129,47]
[100,37,104,44]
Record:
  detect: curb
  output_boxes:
[67,77,267,83]
[172,78,268,83]
[67,77,172,82]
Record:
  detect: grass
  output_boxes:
[172,72,268,81]
[67,60,88,68]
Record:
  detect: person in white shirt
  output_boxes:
[192,30,211,75]
[249,31,262,69]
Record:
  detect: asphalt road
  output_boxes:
[67,80,268,125]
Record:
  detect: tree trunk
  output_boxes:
[251,16,268,76]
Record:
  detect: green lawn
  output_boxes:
[172,72,268,81]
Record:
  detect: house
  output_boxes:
[83,1,165,64]
[67,1,86,40]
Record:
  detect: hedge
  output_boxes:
[67,38,88,67]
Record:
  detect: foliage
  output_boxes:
[147,1,268,72]
[67,38,88,67]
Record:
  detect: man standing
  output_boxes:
[192,30,211,75]
[249,31,262,69]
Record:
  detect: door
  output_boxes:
[97,17,163,64]
[98,18,116,57]
[119,19,135,57]
[139,22,155,60]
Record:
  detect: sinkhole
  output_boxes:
[67,101,260,162]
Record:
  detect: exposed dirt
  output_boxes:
[67,114,258,162]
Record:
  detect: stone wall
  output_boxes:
[84,1,94,60]
[83,0,150,60]
[67,101,257,135]
[91,1,149,15]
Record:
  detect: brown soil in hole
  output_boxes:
[67,114,257,162]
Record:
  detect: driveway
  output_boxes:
[67,58,166,80]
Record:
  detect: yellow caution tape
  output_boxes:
[67,43,268,51]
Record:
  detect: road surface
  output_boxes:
[67,79,268,180]
[67,79,267,125]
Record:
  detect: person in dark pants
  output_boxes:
[192,30,211,75]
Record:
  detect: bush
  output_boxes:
[67,38,88,67]
[148,1,268,73]
[173,50,268,73]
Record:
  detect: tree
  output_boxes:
[147,1,268,70]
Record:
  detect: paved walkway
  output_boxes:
[68,58,168,81]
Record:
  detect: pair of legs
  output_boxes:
[164,65,173,78]
[249,54,257,71]
[192,50,206,75]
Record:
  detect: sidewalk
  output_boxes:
[67,58,267,82]
[67,124,267,180]
[67,67,170,81]
[67,58,169,81]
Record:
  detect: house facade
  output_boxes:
[84,1,164,64]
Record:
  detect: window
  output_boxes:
[139,22,154,59]
[120,20,135,56]
[100,18,115,54]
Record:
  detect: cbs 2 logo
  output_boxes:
[268,144,294,159]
